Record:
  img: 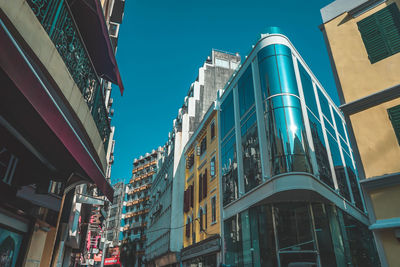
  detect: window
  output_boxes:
[198,170,207,202]
[357,3,400,63]
[238,67,255,117]
[211,196,216,223]
[186,153,194,169]
[198,173,203,202]
[200,137,207,155]
[210,156,216,178]
[109,22,120,37]
[388,104,400,145]
[210,121,216,140]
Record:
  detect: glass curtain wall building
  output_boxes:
[218,29,380,267]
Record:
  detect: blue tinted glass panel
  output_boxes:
[238,67,255,117]
[308,111,334,189]
[267,104,311,176]
[317,89,333,123]
[333,110,346,140]
[241,111,262,192]
[221,132,238,206]
[258,49,281,97]
[299,63,318,116]
[221,91,235,138]
[324,118,336,138]
[343,152,363,211]
[275,45,299,96]
[342,212,381,266]
[327,133,351,201]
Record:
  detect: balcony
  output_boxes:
[126,196,150,207]
[127,183,152,195]
[130,171,156,184]
[125,209,150,219]
[26,0,110,149]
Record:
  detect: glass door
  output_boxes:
[273,203,319,267]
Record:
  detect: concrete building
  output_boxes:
[218,28,380,267]
[103,181,125,245]
[146,50,240,266]
[320,1,400,266]
[182,106,221,266]
[0,0,124,266]
[122,148,162,266]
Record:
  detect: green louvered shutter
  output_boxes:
[388,105,400,145]
[357,3,400,63]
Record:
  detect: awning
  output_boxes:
[68,0,124,95]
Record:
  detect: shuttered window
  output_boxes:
[203,169,207,199]
[198,174,203,202]
[357,3,400,63]
[388,104,400,145]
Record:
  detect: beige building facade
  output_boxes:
[320,1,400,266]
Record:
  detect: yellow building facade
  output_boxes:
[182,109,221,266]
[321,1,400,266]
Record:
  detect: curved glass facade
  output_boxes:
[219,41,364,210]
[258,44,312,176]
[219,37,377,266]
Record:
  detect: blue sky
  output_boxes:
[110,0,336,184]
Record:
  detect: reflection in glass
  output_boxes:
[333,111,346,140]
[221,131,238,206]
[327,133,351,201]
[312,203,337,267]
[317,89,332,124]
[343,152,363,211]
[308,112,334,189]
[274,203,317,267]
[266,100,312,176]
[342,212,381,267]
[221,91,235,139]
[250,205,276,267]
[241,111,262,192]
[224,214,243,266]
[299,63,319,116]
[274,203,315,251]
[238,67,255,117]
[258,44,311,177]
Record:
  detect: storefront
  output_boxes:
[0,210,28,267]
[181,235,220,267]
[224,202,380,267]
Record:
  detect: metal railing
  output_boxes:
[26,0,111,150]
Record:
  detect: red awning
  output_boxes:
[0,20,114,201]
[68,0,124,95]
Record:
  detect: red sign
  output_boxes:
[104,257,120,266]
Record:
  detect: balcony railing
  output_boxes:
[26,0,111,149]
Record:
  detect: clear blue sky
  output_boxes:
[110,0,337,184]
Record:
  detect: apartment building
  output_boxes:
[123,149,162,266]
[182,108,221,266]
[320,1,400,266]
